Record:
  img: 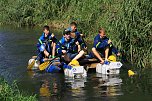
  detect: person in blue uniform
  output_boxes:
[65,22,87,52]
[37,25,57,63]
[91,28,120,64]
[56,30,85,63]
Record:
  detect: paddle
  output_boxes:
[39,55,61,71]
[27,53,41,70]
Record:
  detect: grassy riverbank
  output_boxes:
[0,0,151,68]
[0,78,37,101]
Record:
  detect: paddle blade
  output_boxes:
[39,61,50,71]
[27,60,35,70]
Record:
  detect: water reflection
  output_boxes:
[64,77,87,100]
[27,70,36,78]
[26,70,63,101]
[26,69,123,101]
[95,73,123,97]
[65,77,86,89]
[40,80,50,97]
[39,78,60,101]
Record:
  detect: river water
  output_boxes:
[0,25,152,101]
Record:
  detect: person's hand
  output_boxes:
[80,34,84,37]
[84,47,87,50]
[62,50,67,54]
[75,41,79,45]
[117,52,121,56]
[108,39,112,44]
[48,55,52,59]
[51,33,54,37]
[100,60,104,64]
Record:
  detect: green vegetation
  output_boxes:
[0,78,37,101]
[0,0,151,68]
[121,68,152,96]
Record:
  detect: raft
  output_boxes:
[28,56,123,76]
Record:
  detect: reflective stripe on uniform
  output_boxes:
[57,48,60,53]
[96,42,101,48]
[81,43,85,46]
[39,39,43,44]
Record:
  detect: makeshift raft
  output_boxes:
[28,56,123,77]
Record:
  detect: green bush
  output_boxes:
[0,78,37,101]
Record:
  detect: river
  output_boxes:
[0,25,152,101]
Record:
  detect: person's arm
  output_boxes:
[37,35,45,49]
[48,33,57,43]
[51,35,58,43]
[52,42,56,58]
[75,32,87,49]
[56,39,68,55]
[111,45,121,56]
[38,35,45,45]
[75,41,81,52]
[56,42,62,55]
[78,37,87,49]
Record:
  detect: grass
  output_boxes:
[0,77,37,101]
[0,0,152,68]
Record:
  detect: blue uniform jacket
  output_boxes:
[56,37,78,55]
[36,33,57,63]
[93,34,118,54]
[37,32,57,48]
[66,27,87,49]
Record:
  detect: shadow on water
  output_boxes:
[0,25,152,101]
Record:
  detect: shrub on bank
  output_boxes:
[0,78,37,101]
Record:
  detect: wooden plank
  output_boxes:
[79,58,98,65]
[89,63,98,68]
